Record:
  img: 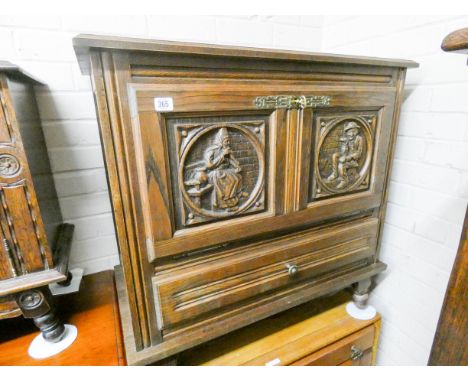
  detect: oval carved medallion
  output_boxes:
[0,154,21,178]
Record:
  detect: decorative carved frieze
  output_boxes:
[176,121,266,226]
[314,114,376,199]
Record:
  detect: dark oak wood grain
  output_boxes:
[428,207,468,365]
[74,35,416,365]
[73,34,418,76]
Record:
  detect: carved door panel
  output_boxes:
[295,90,397,224]
[129,82,397,261]
[0,76,51,279]
[130,83,290,260]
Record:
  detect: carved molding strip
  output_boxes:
[23,184,49,269]
[254,95,331,109]
[2,238,18,277]
[0,184,27,274]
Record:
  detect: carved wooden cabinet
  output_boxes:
[74,35,417,365]
[0,62,73,342]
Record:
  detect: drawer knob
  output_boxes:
[350,345,364,360]
[286,263,299,276]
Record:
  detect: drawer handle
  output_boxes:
[286,263,299,276]
[350,345,364,360]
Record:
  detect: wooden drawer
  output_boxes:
[291,325,374,366]
[154,217,378,329]
[177,291,381,366]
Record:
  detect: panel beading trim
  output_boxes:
[0,184,27,274]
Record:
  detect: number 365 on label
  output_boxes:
[154,97,174,112]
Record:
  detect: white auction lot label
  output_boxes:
[265,358,281,366]
[154,97,174,112]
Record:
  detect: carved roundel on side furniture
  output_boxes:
[0,153,21,178]
[177,121,266,227]
[315,115,375,199]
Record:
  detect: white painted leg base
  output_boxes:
[28,324,78,359]
[346,302,376,320]
[50,268,83,296]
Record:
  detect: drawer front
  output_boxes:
[291,325,375,366]
[153,217,378,329]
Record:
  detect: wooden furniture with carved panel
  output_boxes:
[0,62,74,343]
[178,291,380,366]
[74,35,417,365]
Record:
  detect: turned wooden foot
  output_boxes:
[352,278,372,309]
[15,287,65,343]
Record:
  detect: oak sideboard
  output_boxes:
[73,35,417,365]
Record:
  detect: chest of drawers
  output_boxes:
[178,292,381,366]
[74,35,417,365]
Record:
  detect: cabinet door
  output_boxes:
[130,82,291,260]
[128,81,397,260]
[295,89,397,222]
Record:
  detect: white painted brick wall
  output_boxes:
[0,15,465,365]
[322,15,468,365]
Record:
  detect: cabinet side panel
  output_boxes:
[0,75,52,274]
[6,77,62,250]
[375,69,407,258]
[89,51,153,350]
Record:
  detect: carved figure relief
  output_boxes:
[314,115,375,199]
[326,121,364,189]
[177,121,266,226]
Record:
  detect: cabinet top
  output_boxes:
[73,34,419,74]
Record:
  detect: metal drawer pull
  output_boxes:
[350,345,364,360]
[286,263,299,276]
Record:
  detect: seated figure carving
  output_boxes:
[184,127,245,213]
[326,121,363,189]
[204,128,243,211]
